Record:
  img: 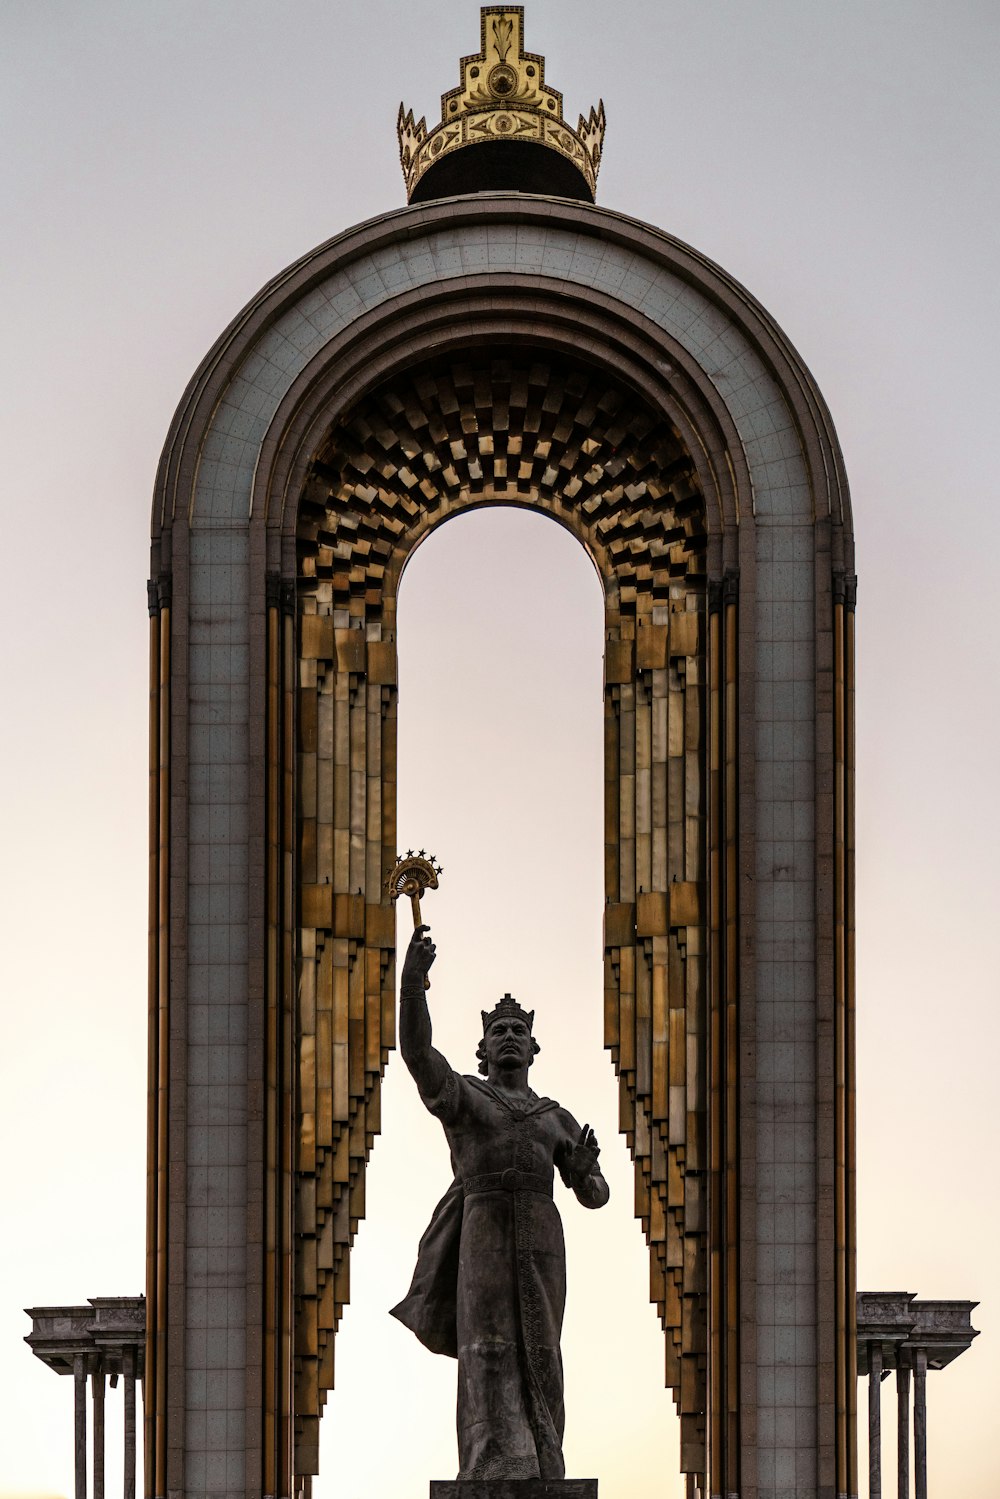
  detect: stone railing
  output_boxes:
[857,1292,979,1499]
[25,1290,977,1497]
[24,1296,144,1499]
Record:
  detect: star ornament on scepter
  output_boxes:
[385,850,442,989]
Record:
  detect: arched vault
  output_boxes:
[149,194,855,1499]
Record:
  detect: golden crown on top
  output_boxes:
[398,6,606,203]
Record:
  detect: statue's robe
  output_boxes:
[391,1069,587,1480]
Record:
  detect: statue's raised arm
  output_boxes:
[398,925,450,1105]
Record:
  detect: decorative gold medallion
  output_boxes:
[386,851,442,989]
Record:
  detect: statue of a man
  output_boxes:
[391,925,610,1481]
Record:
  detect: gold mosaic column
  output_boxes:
[604,582,709,1476]
[293,583,398,1475]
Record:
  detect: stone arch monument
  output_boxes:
[145,9,856,1498]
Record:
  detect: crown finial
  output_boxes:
[398,7,605,205]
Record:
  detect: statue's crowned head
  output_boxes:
[477,993,541,1075]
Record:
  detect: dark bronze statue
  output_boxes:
[391,925,610,1481]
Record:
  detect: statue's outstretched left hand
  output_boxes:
[558,1123,601,1186]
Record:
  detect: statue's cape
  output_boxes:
[389,1177,464,1357]
[390,1075,561,1359]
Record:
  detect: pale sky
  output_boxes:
[1,2,998,1496]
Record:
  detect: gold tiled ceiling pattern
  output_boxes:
[292,353,710,1477]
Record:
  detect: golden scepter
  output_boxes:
[385,850,442,988]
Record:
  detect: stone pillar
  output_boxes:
[897,1366,910,1499]
[91,1368,105,1499]
[868,1341,883,1498]
[913,1349,928,1499]
[73,1354,87,1499]
[123,1345,136,1499]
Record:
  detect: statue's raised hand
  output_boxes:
[401,924,436,990]
[558,1123,601,1187]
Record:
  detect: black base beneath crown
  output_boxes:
[430,1482,597,1499]
[410,140,595,205]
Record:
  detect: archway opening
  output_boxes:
[317,505,683,1497]
[295,345,709,1488]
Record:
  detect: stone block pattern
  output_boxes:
[184,533,252,1498]
[753,526,819,1499]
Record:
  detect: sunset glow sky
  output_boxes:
[2,3,998,1495]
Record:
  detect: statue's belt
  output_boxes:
[461,1169,553,1198]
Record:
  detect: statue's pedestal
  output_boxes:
[431,1483,597,1499]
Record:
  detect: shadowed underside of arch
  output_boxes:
[287,349,718,1479]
